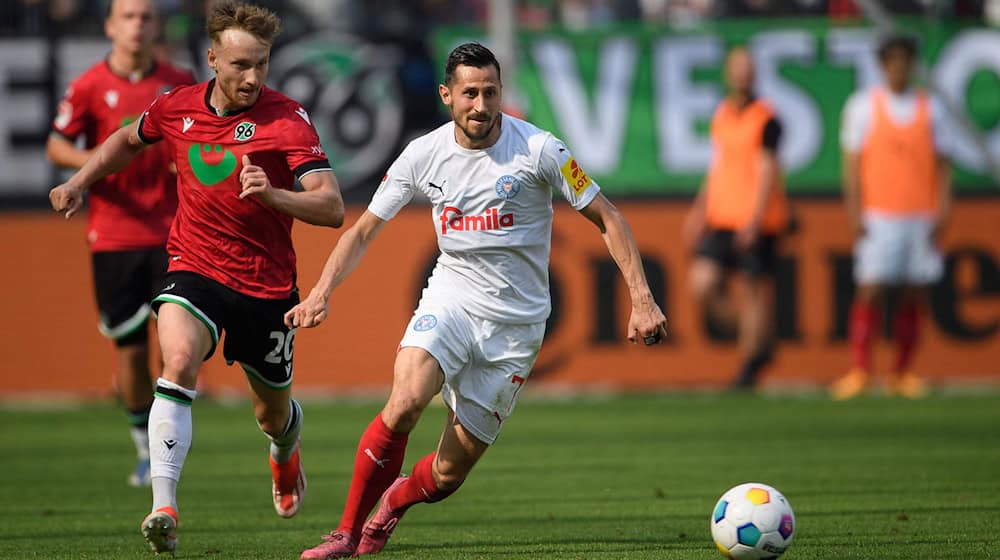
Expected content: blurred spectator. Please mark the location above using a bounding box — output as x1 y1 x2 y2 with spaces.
3 0 995 36
683 47 788 391
640 0 714 25
830 34 953 400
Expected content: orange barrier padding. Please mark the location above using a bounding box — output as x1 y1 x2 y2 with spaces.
2 200 998 396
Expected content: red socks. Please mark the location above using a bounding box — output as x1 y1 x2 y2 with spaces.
849 300 878 371
893 301 921 373
338 414 408 537
391 452 455 511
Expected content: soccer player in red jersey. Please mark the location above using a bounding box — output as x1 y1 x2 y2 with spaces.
46 0 195 488
49 2 344 554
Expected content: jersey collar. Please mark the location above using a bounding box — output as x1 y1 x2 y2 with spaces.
103 56 158 83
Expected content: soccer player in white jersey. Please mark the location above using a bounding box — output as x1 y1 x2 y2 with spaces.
290 43 668 559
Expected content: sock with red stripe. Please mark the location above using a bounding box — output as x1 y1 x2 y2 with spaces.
337 413 408 537
392 452 456 511
849 300 878 371
893 301 921 373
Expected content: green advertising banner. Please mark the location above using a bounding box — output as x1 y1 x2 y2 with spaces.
432 19 1000 195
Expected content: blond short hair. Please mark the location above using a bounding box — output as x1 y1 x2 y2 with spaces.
207 1 281 45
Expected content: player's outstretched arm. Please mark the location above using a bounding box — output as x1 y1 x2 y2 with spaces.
284 210 387 329
49 121 147 219
239 156 345 227
46 133 93 170
579 193 668 345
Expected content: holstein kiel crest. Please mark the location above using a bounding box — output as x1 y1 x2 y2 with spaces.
413 314 437 332
495 174 521 200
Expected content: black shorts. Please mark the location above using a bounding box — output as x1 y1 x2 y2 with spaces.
92 248 168 347
151 271 300 388
696 229 779 278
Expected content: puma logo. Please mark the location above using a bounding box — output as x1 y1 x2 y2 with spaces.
429 180 445 194
364 448 387 468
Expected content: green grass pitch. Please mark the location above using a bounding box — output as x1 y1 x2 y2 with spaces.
2 392 998 559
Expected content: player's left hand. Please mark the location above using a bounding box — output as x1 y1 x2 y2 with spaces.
284 289 330 329
239 155 274 202
627 296 667 346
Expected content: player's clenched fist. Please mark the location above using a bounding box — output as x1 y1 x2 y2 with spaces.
284 291 329 329
239 155 273 201
627 298 668 346
49 183 85 219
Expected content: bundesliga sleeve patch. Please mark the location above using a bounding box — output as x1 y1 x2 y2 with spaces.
560 157 592 195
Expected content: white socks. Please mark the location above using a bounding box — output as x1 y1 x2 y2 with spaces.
267 398 302 464
148 378 197 512
129 425 150 461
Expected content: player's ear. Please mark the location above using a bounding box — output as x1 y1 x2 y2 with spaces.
104 12 114 41
439 83 451 107
207 48 217 73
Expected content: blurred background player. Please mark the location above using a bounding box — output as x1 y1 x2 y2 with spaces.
49 2 344 554
683 47 788 391
289 42 667 559
831 33 953 400
46 0 195 487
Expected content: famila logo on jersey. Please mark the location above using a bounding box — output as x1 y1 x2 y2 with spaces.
439 206 514 235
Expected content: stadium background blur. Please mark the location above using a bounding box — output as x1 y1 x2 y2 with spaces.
1 0 999 397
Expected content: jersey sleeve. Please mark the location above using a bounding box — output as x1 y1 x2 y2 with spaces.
51 80 91 141
135 91 169 144
840 90 870 153
928 96 954 159
367 151 415 221
538 136 600 210
283 106 333 181
762 117 782 153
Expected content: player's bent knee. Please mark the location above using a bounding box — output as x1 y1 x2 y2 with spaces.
381 397 428 432
689 265 719 302
160 352 201 389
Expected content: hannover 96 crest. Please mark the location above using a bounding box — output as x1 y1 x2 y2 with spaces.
234 121 256 142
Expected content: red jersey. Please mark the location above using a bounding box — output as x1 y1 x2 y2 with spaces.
137 81 332 299
52 60 195 252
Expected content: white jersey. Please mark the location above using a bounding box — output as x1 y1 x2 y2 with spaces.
368 114 601 324
840 86 953 156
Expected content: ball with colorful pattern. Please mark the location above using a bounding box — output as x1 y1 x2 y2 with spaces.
710 482 795 560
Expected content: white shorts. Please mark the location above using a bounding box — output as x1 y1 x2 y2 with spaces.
399 302 545 445
854 212 943 285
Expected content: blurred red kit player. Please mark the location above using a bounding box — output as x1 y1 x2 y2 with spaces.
47 0 195 489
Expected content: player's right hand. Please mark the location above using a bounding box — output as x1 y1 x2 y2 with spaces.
49 183 84 219
284 290 330 329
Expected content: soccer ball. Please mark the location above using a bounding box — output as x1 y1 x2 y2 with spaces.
710 482 795 559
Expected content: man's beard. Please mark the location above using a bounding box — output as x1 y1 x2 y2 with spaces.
460 113 498 140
